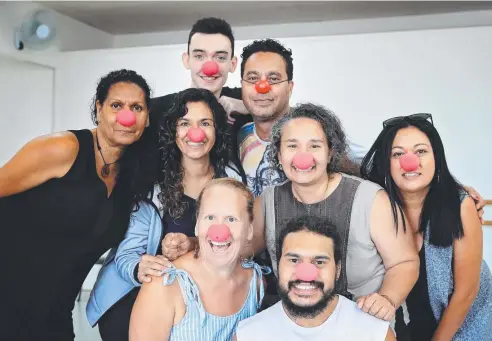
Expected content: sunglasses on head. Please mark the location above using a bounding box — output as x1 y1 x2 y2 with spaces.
382 113 433 128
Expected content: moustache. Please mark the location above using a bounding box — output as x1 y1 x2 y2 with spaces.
288 280 324 291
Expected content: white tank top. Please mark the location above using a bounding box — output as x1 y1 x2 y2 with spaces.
236 295 389 341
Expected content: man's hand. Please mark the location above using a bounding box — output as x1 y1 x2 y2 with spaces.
356 293 396 321
137 254 171 283
464 186 485 223
162 233 192 261
218 96 249 125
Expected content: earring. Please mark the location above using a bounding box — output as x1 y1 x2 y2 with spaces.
278 162 283 170
193 243 199 259
437 171 440 183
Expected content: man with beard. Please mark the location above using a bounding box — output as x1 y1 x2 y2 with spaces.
234 215 396 341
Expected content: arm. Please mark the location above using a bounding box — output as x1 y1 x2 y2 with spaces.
0 132 78 197
115 202 164 286
359 190 419 320
129 276 175 341
242 196 266 258
431 197 483 341
385 328 397 341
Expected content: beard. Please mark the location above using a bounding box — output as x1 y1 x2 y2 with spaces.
278 279 337 319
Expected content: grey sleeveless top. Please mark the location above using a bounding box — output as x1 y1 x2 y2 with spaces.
261 173 386 300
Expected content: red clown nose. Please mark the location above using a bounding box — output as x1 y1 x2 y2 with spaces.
400 153 419 172
116 110 136 127
296 263 319 282
255 80 271 94
207 224 231 242
187 128 206 143
292 152 315 170
201 61 219 77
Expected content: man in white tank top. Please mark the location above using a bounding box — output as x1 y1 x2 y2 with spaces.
234 216 395 341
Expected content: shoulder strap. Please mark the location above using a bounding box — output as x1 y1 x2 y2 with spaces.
163 266 207 326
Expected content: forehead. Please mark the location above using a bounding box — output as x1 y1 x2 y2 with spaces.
200 185 246 215
182 101 213 120
393 126 431 147
244 52 287 75
282 117 325 140
189 33 232 54
107 82 145 101
282 230 334 258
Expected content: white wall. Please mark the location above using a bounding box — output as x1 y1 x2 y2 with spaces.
55 25 492 267
0 2 112 68
0 56 54 165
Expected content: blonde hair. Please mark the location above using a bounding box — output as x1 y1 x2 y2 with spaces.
196 178 254 222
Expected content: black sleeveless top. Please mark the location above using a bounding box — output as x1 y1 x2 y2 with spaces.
0 130 131 341
405 245 438 340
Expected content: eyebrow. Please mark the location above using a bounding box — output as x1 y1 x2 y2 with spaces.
392 143 430 150
178 117 214 121
284 252 330 260
192 49 229 55
285 138 324 143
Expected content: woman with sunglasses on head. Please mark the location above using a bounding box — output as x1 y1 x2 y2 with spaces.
361 113 492 340
87 88 247 341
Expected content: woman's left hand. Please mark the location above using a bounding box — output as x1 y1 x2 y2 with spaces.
357 293 396 321
463 186 485 223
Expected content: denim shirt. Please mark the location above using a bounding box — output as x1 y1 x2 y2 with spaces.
86 200 162 326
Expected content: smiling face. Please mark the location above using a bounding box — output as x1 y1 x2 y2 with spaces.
278 117 331 186
195 183 253 269
390 126 436 194
241 52 293 122
175 101 216 162
278 230 339 318
96 82 149 147
183 33 237 97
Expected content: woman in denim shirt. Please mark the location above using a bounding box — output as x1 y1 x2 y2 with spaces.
361 113 492 341
87 88 246 341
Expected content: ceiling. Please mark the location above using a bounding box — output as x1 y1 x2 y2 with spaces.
40 1 492 35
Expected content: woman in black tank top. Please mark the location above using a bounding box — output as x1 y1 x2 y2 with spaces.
0 69 156 341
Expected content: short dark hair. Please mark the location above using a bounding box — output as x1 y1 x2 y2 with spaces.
277 216 341 265
240 39 293 80
188 17 235 57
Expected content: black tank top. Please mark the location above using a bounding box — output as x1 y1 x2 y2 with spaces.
0 129 131 341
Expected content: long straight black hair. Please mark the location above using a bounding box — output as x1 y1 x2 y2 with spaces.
361 118 465 247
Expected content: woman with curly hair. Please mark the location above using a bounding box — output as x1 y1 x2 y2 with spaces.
87 87 246 341
0 69 156 341
247 103 419 322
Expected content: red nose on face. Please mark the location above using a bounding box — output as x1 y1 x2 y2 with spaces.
207 224 231 242
295 263 319 282
202 61 219 77
292 152 315 170
116 110 136 127
400 152 419 172
187 127 206 143
255 80 271 94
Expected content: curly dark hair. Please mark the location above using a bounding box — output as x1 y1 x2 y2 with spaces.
90 69 157 226
240 39 293 80
268 103 348 174
158 88 244 218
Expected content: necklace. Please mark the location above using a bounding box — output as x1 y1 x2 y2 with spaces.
95 129 118 178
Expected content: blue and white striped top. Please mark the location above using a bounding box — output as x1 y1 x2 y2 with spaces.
163 260 269 341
